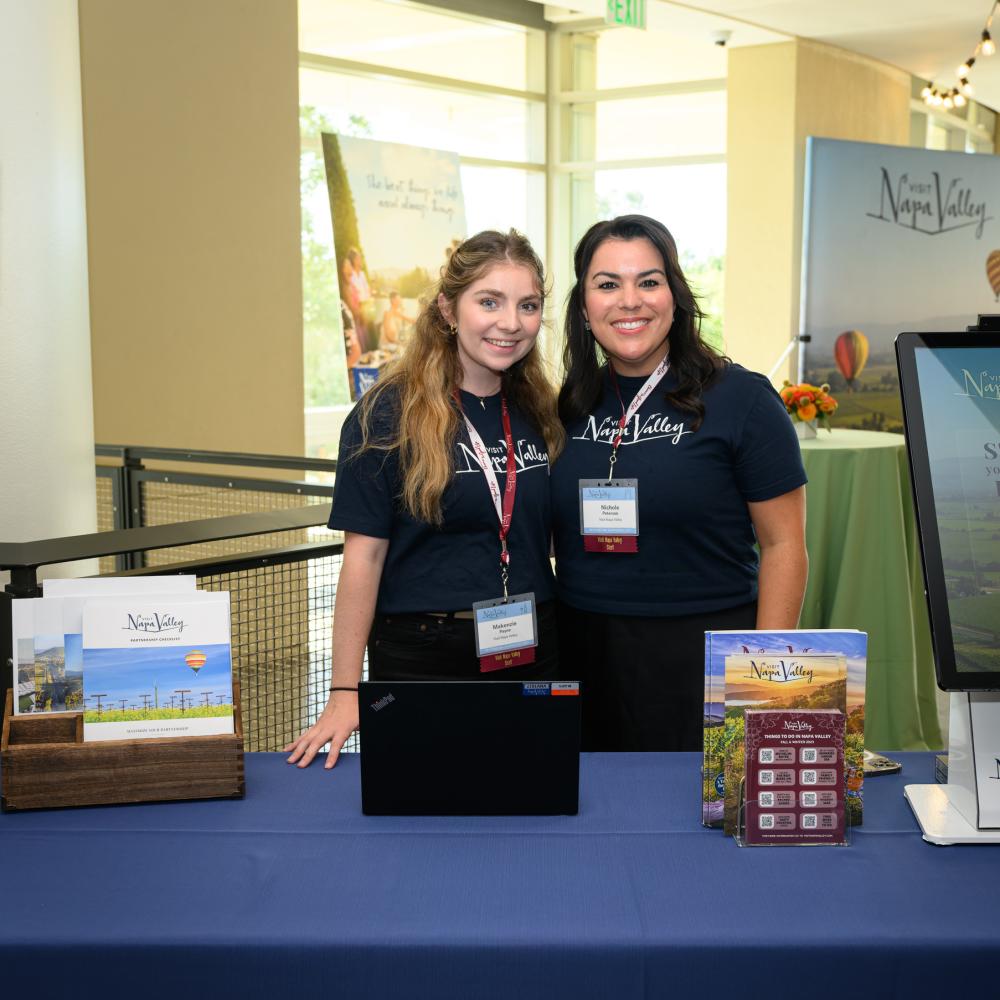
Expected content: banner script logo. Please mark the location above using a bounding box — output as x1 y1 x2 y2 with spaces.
866 167 992 238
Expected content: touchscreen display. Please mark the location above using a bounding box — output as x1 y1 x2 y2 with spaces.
913 346 1000 675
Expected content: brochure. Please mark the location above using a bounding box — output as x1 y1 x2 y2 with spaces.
42 576 197 597
11 598 82 715
82 594 234 742
702 629 867 834
11 577 198 716
743 709 846 846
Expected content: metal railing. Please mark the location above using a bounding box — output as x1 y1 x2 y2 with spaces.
94 444 337 572
4 448 355 753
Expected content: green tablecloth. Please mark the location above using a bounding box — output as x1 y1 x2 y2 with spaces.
799 428 943 751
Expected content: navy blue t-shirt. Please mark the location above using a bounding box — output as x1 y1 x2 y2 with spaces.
551 364 807 616
329 388 554 613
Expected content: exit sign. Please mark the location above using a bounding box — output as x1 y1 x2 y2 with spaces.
605 0 646 30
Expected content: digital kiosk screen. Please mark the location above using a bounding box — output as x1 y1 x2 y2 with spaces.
897 333 1000 690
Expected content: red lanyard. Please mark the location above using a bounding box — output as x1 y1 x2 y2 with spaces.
605 356 671 480
455 391 517 596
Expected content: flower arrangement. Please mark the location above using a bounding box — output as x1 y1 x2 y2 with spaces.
780 380 838 429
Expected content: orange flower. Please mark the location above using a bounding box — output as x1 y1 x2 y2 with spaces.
782 381 837 423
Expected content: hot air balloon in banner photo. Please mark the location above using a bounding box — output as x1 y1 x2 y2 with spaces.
834 330 869 388
986 250 1000 301
185 650 207 676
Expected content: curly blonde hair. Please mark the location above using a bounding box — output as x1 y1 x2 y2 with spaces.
354 230 564 524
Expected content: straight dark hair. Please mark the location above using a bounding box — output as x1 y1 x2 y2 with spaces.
558 214 726 430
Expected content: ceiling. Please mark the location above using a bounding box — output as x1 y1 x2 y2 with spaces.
661 1 1000 111
542 0 1000 111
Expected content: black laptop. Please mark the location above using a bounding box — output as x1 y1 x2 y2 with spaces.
358 680 581 815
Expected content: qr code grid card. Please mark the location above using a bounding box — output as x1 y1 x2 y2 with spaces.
743 709 846 846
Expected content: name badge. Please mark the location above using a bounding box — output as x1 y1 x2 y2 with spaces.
579 478 639 553
472 593 538 673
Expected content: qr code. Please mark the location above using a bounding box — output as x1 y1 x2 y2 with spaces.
759 770 775 785
800 748 818 763
801 791 818 807
802 814 818 829
759 749 774 763
801 770 818 785
759 792 775 807
759 814 775 829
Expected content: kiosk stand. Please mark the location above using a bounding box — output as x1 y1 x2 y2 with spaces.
906 693 1000 844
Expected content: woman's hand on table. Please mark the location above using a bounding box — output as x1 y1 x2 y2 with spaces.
284 690 360 770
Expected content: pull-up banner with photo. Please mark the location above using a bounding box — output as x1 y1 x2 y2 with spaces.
322 133 467 399
800 138 1000 432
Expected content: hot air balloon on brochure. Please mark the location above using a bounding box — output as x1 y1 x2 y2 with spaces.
184 650 207 676
834 330 869 388
986 250 1000 301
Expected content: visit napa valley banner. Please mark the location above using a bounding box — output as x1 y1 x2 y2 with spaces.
322 134 467 399
800 138 1000 432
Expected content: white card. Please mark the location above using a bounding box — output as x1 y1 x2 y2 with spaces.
82 594 234 742
579 480 639 536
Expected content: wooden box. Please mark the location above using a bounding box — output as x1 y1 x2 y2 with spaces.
1 679 245 811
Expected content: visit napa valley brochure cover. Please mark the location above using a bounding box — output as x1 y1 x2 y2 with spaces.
82 594 234 742
702 629 867 835
11 577 198 716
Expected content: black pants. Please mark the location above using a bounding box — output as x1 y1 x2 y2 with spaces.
557 600 757 751
368 601 559 682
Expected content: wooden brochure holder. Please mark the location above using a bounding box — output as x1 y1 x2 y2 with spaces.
1 679 245 811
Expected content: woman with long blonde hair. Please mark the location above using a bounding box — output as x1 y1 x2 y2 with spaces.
287 230 564 770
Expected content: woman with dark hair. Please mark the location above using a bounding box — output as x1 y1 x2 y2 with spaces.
552 214 808 752
287 230 564 770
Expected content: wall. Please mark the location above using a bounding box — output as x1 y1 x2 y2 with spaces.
0 0 97 560
78 0 305 456
725 38 911 381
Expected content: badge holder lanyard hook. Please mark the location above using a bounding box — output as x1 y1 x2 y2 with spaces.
500 538 510 600
607 426 624 483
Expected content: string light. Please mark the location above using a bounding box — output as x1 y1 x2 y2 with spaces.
923 1 997 111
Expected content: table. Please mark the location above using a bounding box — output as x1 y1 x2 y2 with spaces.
799 428 942 750
1 752 995 999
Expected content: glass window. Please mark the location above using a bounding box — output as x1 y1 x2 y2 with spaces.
300 68 542 164
596 23 727 89
594 91 726 161
460 165 545 260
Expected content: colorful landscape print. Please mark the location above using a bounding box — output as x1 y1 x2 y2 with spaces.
82 642 233 724
702 630 867 833
17 634 83 714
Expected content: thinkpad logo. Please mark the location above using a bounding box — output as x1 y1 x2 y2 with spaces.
371 693 395 712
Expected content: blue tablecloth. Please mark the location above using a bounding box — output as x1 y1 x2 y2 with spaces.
1 753 995 998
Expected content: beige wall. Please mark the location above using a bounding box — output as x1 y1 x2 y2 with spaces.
725 39 911 381
79 0 304 455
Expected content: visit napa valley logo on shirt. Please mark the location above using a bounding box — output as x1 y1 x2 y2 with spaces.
455 438 549 475
574 412 691 447
866 167 992 238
